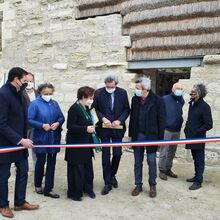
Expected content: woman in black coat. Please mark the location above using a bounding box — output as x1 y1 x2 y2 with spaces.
184 84 213 190
65 86 96 201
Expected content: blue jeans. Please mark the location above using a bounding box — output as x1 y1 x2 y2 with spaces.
191 149 205 185
0 159 28 208
134 133 157 186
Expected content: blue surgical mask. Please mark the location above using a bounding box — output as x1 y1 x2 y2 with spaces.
174 89 183 97
135 89 142 97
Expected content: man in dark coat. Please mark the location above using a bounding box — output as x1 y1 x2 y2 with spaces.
184 84 213 190
129 77 165 198
0 67 39 218
93 75 130 195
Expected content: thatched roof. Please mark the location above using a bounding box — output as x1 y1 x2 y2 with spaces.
76 0 220 61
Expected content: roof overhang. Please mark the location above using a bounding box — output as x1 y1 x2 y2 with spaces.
127 57 203 70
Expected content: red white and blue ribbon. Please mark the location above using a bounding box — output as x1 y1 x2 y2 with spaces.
0 137 220 154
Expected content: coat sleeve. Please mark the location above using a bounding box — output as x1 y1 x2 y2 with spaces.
157 97 166 140
128 97 134 138
92 90 105 121
117 90 130 123
196 104 213 133
67 106 88 134
0 94 22 144
28 102 44 129
54 102 65 126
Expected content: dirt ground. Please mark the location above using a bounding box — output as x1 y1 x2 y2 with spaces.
7 149 220 220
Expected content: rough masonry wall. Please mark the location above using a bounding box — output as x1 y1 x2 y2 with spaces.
0 0 132 123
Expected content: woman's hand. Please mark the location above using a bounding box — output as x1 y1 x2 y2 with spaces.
51 122 60 131
42 124 51 131
87 125 95 133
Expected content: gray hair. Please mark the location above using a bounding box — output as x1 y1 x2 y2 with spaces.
141 77 151 90
104 75 119 85
194 83 207 98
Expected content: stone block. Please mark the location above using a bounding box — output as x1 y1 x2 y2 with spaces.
53 63 68 70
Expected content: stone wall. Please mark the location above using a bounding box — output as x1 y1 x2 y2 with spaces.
0 0 133 124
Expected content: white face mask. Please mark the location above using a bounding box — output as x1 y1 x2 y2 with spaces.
83 99 93 106
26 82 34 90
105 87 115 94
42 95 52 102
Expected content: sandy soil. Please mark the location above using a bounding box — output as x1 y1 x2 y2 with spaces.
7 149 220 220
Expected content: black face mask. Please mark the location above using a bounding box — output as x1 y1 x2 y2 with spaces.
20 82 28 91
189 92 197 101
16 80 27 92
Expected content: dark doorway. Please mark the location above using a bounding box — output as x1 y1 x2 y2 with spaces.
156 70 190 96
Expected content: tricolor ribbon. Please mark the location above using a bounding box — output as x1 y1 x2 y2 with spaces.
0 137 220 154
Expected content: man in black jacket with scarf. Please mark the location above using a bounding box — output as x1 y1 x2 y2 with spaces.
0 67 39 218
129 77 165 198
184 84 213 190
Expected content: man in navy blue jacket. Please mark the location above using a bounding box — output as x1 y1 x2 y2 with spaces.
93 75 130 195
158 82 185 180
0 67 39 218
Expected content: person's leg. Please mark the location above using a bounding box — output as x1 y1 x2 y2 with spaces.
84 159 94 194
32 149 37 170
0 163 11 208
101 134 111 186
147 152 157 186
14 159 28 206
166 131 180 172
111 145 122 178
71 164 84 199
34 153 46 188
44 153 57 195
193 149 205 185
133 147 144 187
158 130 172 172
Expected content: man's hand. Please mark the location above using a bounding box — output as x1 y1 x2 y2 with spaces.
51 122 60 131
20 138 34 148
87 125 95 133
111 120 121 128
102 117 112 128
42 124 51 131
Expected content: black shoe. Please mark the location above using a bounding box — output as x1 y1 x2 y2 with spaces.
166 170 178 178
189 183 202 190
69 196 82 201
111 176 118 188
186 177 195 182
101 185 112 195
87 191 96 199
44 192 60 199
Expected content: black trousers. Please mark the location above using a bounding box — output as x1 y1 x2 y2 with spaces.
0 159 28 208
34 153 57 195
67 160 94 199
191 149 205 184
101 132 122 185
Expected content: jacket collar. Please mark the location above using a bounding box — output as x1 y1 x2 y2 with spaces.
6 81 18 94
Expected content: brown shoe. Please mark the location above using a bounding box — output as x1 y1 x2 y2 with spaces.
166 170 178 178
14 202 39 211
0 207 14 218
149 186 157 198
131 186 142 196
159 171 167 180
